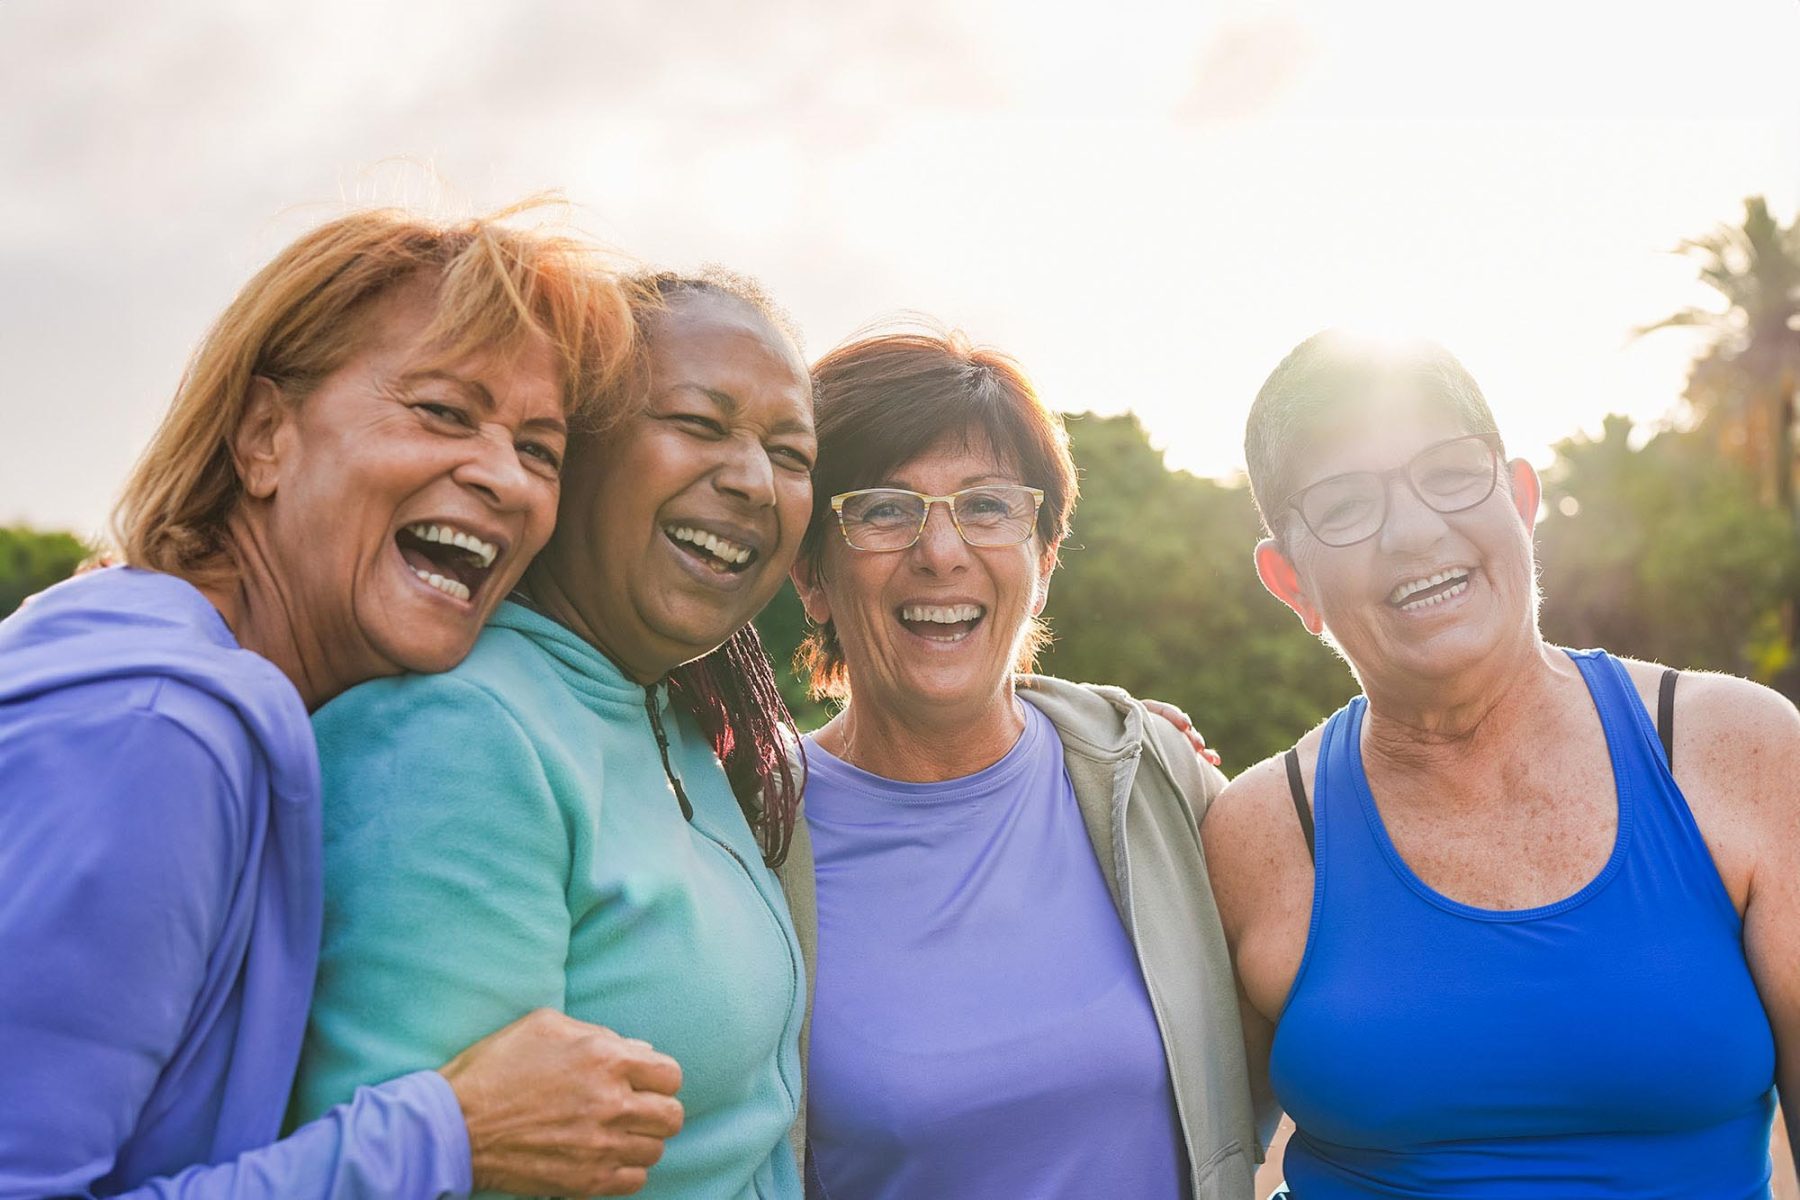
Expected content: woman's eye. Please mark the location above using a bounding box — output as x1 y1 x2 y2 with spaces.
673 413 726 436
1422 468 1480 493
520 442 562 470
772 445 815 471
1319 497 1372 528
416 402 471 427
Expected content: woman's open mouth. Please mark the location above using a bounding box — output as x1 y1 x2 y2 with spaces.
395 522 499 604
664 524 760 577
897 603 987 643
1388 568 1472 613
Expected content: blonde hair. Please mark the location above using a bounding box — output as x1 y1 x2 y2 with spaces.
113 200 643 576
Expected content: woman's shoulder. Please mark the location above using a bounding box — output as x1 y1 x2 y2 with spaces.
313 619 552 734
310 650 575 843
1609 654 1799 763
1016 673 1145 745
0 567 310 792
1204 721 1330 849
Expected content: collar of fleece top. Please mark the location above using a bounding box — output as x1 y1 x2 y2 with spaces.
489 598 673 717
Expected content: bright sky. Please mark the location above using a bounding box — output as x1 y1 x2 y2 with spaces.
3 0 1796 536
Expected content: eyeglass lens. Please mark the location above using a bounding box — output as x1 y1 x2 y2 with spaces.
839 486 1039 550
1297 437 1497 546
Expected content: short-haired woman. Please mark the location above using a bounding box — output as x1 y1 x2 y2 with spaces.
784 326 1267 1200
1206 329 1800 1197
0 206 679 1197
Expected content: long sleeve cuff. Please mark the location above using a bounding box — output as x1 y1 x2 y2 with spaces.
375 1069 473 1197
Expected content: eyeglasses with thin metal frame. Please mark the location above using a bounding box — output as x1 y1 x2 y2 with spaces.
1284 433 1503 548
830 484 1046 552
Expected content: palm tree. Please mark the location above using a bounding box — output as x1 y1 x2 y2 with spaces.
1640 196 1800 514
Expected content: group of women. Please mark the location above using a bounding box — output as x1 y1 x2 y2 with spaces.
0 200 1795 1200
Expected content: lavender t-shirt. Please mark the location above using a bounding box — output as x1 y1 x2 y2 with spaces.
803 702 1190 1200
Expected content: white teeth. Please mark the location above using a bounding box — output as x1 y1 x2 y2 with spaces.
412 567 471 602
405 523 497 569
667 525 753 566
1397 577 1471 612
1389 568 1469 606
900 604 986 624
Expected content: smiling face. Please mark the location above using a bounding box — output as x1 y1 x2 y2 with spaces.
529 290 816 680
241 276 567 693
798 433 1056 721
1255 400 1541 688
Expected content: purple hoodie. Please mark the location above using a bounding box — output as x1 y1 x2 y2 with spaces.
0 568 468 1198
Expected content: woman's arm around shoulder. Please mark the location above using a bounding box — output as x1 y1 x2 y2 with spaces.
1140 702 1231 819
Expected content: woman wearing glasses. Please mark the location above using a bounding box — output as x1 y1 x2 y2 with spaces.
784 326 1267 1200
1205 330 1799 1197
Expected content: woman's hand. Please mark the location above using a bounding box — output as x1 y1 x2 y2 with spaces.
1143 698 1223 767
440 1007 685 1196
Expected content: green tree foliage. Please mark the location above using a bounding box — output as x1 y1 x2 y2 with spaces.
1641 196 1800 516
1536 415 1800 683
0 525 90 618
1035 413 1355 770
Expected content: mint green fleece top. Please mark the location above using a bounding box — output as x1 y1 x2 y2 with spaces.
289 601 805 1199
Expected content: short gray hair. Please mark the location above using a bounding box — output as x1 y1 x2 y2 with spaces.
1244 329 1503 538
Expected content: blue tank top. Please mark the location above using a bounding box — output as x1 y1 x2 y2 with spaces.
1270 650 1776 1198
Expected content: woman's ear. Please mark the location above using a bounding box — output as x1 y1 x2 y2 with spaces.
790 554 833 626
1254 537 1325 635
1030 538 1060 617
1507 457 1542 533
232 376 291 500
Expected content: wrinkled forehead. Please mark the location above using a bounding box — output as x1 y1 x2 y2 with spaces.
1286 387 1485 494
876 427 1023 491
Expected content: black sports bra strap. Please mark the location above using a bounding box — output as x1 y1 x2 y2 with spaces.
1284 747 1316 863
1657 668 1679 770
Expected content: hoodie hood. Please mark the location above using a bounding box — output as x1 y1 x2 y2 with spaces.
1016 672 1146 762
0 567 318 807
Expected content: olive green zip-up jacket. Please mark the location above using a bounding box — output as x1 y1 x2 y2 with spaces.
778 674 1270 1200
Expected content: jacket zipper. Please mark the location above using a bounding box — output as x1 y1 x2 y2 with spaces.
645 688 803 1121
644 686 694 821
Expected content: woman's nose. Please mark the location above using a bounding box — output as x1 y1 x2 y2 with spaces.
1377 476 1452 554
454 426 537 509
910 500 970 570
714 437 777 507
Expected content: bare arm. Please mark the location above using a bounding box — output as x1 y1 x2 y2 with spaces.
1671 671 1800 1191
1731 689 1800 1190
1202 749 1320 1153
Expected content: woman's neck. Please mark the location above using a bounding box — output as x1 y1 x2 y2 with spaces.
1358 632 1573 774
819 682 1027 784
515 569 670 686
190 524 334 710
